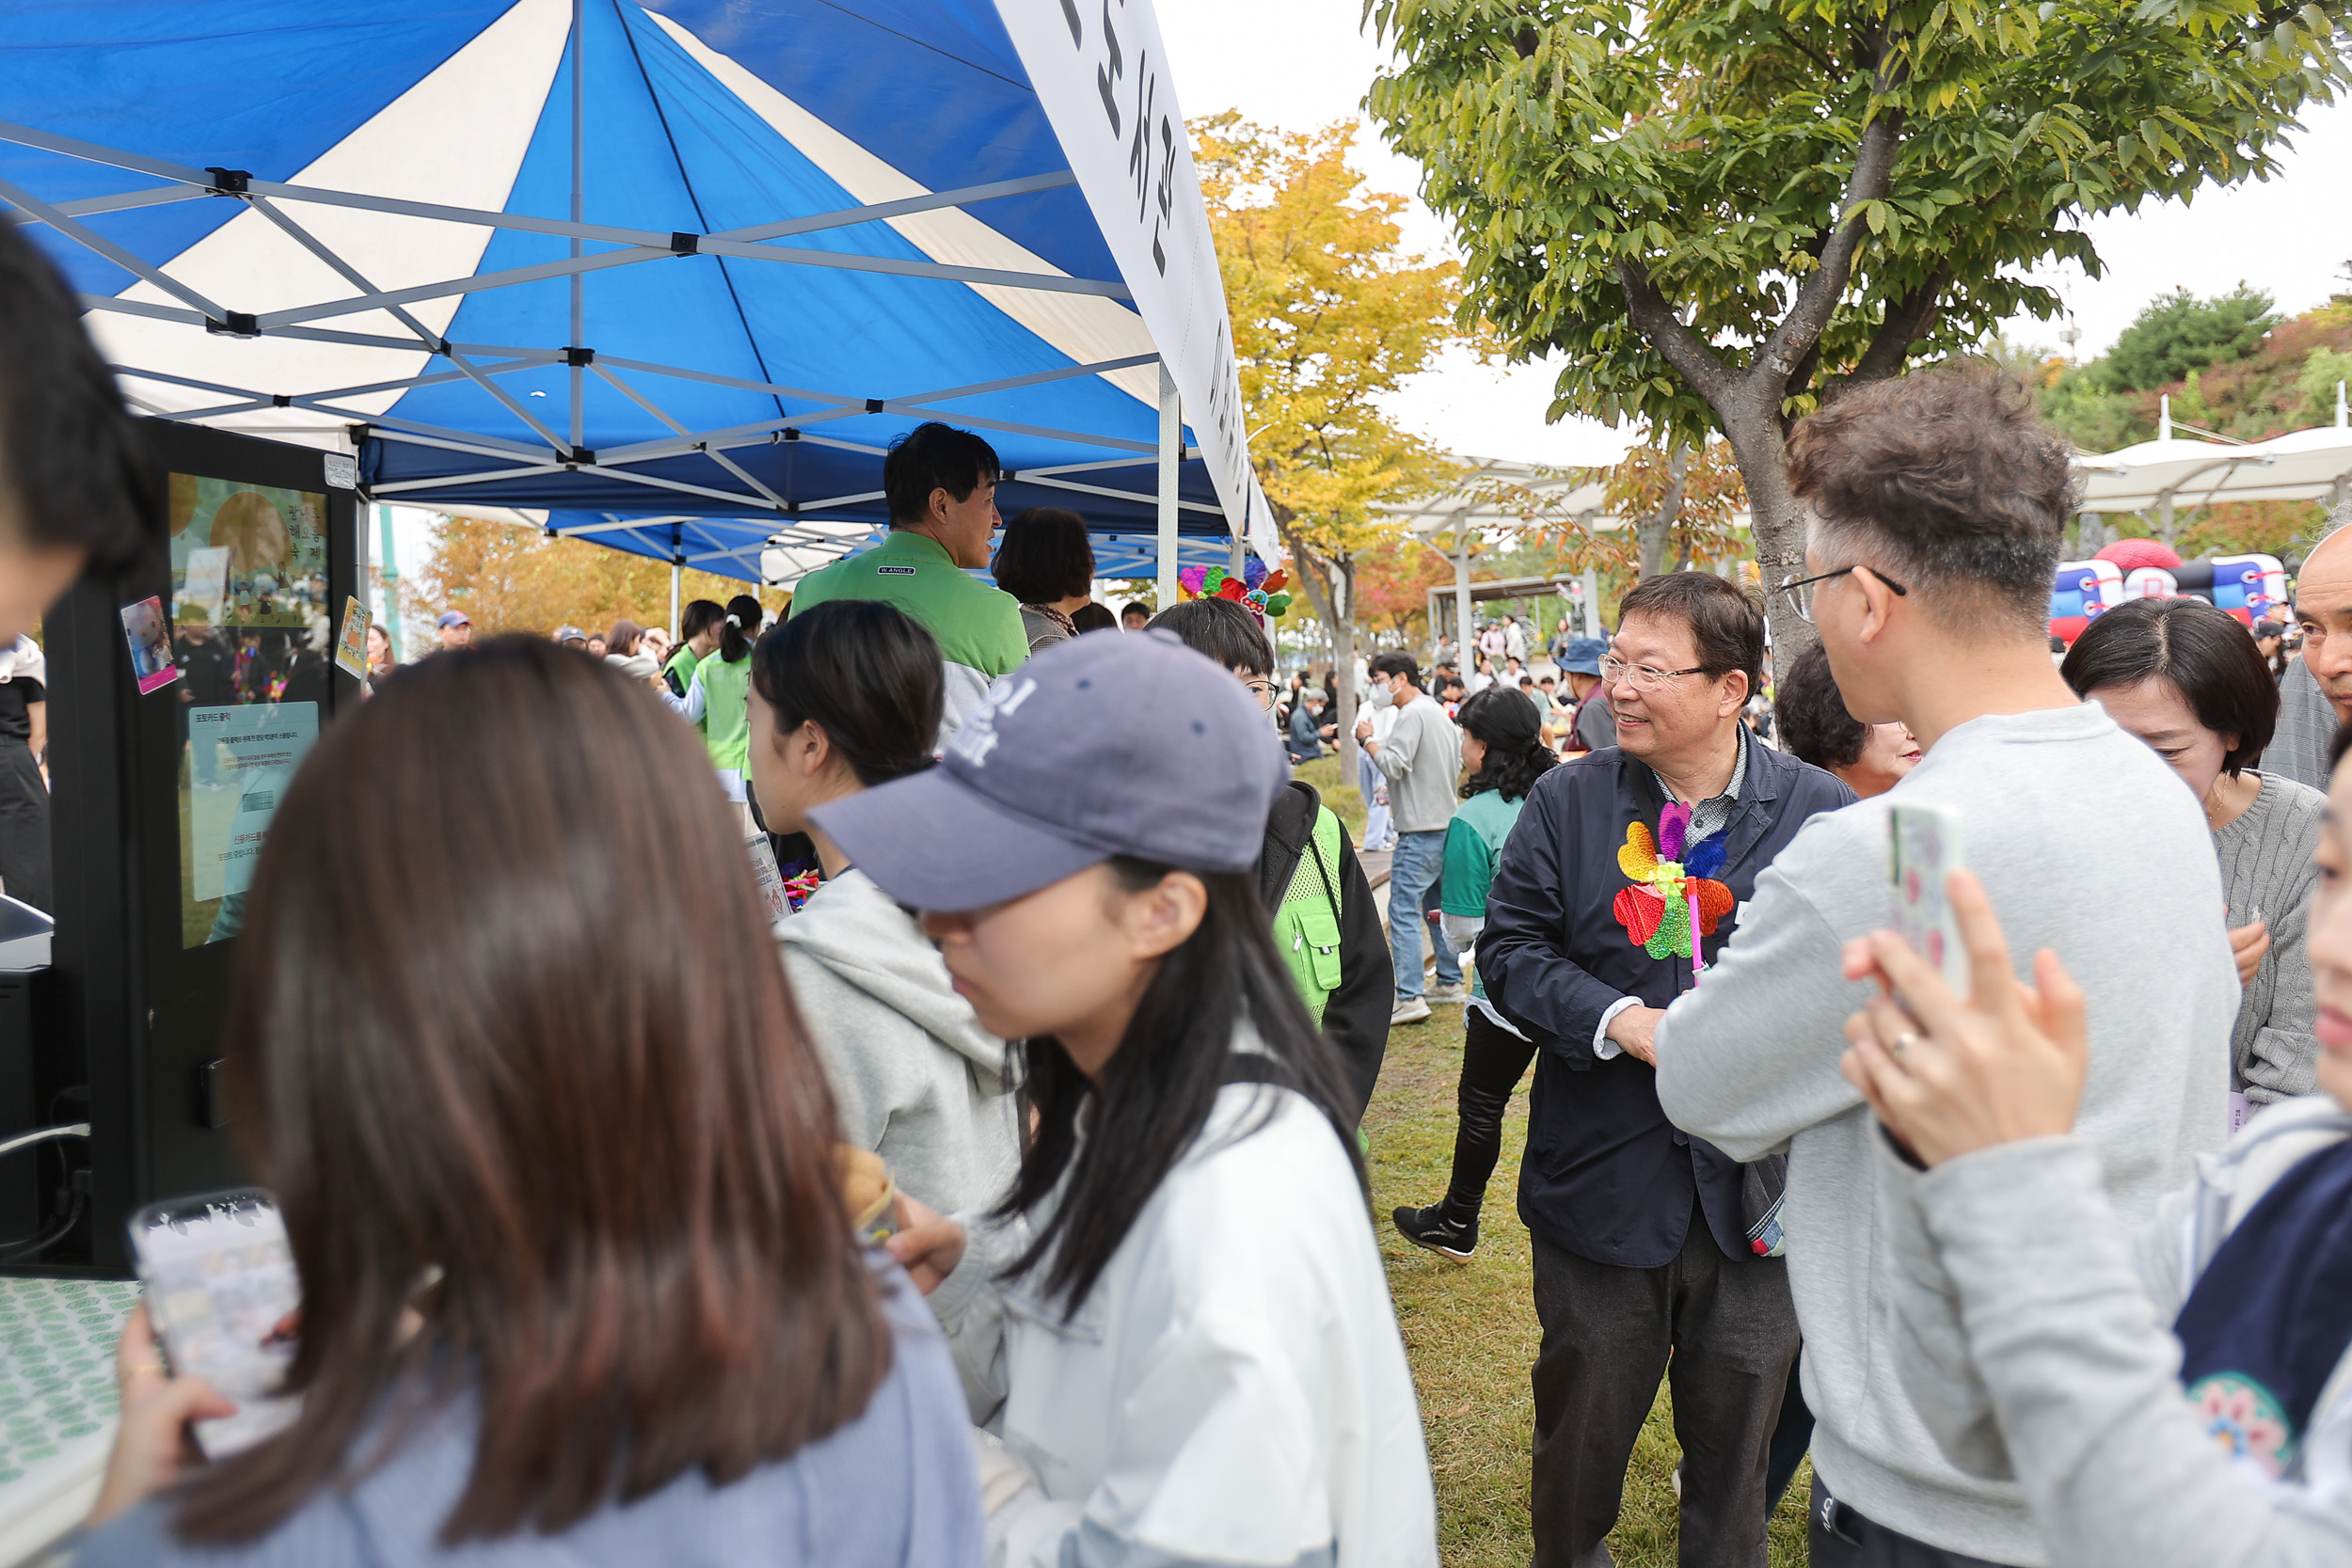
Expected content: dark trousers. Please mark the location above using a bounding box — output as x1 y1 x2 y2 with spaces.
1441 1006 1538 1219
1531 1203 1799 1568
0 739 48 914
1807 1484 2014 1568
1765 1354 1813 1510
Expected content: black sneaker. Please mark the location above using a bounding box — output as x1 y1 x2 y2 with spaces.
1392 1202 1479 1260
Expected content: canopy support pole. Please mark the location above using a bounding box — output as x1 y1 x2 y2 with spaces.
376 503 404 660
671 561 682 639
1156 362 1179 609
1581 567 1600 638
567 0 584 455
1454 526 1471 663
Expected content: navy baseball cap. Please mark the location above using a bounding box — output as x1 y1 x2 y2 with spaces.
437 610 471 629
1559 636 1608 674
814 631 1288 911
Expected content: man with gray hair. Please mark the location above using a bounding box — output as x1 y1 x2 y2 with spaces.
1657 372 2239 1568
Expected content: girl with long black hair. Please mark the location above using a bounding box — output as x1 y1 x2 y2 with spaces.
817 631 1436 1568
1393 686 1558 1259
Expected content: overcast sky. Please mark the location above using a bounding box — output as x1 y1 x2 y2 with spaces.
1158 0 2352 469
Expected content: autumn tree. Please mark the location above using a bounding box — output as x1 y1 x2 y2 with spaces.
409 515 785 641
1370 0 2350 659
1197 112 1481 775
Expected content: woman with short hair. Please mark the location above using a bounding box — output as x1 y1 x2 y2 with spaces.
2064 597 2324 1108
77 638 982 1567
1775 640 1920 799
990 507 1095 653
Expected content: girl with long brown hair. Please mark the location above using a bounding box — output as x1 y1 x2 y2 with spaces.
78 638 981 1566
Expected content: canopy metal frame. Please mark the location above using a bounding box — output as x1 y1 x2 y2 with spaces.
0 5 1203 579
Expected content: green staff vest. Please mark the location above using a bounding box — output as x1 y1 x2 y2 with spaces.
1275 805 1347 1024
701 653 755 771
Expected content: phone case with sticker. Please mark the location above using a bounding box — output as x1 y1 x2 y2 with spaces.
1889 803 1970 1000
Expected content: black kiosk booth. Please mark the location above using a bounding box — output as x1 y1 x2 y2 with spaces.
5 420 359 1276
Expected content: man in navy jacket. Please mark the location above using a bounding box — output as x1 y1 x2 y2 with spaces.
1481 573 1852 1568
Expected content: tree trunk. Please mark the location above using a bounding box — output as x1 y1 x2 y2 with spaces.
1720 406 1815 672
1634 444 1692 578
1279 519 1359 784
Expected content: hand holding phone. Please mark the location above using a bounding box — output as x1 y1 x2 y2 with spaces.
1889 803 1970 1001
127 1189 304 1458
87 1303 238 1528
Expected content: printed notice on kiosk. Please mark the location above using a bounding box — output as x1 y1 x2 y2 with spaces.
187 703 318 904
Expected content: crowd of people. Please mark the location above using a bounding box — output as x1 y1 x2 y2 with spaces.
0 215 2348 1568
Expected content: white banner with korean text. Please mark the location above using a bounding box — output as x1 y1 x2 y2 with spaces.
995 0 1281 563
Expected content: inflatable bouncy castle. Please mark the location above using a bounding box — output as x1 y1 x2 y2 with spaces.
2048 541 2286 646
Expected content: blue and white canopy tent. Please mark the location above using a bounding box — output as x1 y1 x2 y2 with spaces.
0 0 1275 608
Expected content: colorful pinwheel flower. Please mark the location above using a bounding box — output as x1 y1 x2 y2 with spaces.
1612 801 1733 960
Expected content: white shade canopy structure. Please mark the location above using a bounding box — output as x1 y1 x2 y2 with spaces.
2072 388 2352 523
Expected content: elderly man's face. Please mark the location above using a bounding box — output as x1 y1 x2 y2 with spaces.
1604 610 1745 763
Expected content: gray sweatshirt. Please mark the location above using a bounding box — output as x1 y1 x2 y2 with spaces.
1656 704 2238 1565
1883 1098 2352 1568
2217 771 2325 1102
778 868 1021 1217
1371 690 1461 833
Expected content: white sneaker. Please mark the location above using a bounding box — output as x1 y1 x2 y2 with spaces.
1391 996 1432 1024
1426 982 1468 1003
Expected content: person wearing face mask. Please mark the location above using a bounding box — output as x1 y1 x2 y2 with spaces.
1776 640 1923 799
2063 597 2322 1118
825 630 1437 1568
1356 653 1464 1025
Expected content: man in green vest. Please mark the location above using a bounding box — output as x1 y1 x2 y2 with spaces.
789 422 1027 747
1150 599 1391 1122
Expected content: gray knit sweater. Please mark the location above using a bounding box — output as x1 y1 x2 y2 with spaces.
2217 770 2326 1102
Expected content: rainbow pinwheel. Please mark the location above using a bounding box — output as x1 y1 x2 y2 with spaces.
1612 801 1734 961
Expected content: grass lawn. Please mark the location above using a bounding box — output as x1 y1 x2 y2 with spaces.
1362 985 1814 1567
1293 752 1365 846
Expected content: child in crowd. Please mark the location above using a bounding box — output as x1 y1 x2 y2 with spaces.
1391 688 1558 1258
80 640 981 1566
674 594 765 799
747 599 1021 1219
818 631 1438 1566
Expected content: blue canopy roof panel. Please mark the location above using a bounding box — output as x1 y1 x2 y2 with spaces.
0 0 1268 563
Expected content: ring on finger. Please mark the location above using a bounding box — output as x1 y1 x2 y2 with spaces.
121 1361 165 1379
1890 1030 1923 1059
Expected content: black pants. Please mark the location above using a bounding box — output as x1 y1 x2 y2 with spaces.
1765 1354 1813 1510
1807 1483 2015 1568
1531 1201 1800 1568
0 739 48 914
1440 1005 1538 1219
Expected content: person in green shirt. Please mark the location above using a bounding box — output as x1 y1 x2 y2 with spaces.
788 421 1027 747
676 594 764 787
661 599 725 724
1391 686 1558 1259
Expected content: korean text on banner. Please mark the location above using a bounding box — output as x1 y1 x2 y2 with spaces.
995 0 1279 562
187 704 319 903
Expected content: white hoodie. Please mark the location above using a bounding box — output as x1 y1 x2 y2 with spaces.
927 1053 1438 1568
777 867 1020 1217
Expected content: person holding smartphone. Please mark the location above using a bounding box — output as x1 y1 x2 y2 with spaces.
77 640 982 1567
1835 722 2352 1565
821 631 1438 1568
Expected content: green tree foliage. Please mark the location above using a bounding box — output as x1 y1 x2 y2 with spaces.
1368 0 2350 657
2098 285 2279 391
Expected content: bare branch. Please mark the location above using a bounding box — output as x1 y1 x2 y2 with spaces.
1616 259 1736 404
1755 107 1902 386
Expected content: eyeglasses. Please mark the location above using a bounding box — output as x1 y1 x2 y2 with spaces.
1598 655 1706 692
1776 564 1908 625
1242 678 1279 709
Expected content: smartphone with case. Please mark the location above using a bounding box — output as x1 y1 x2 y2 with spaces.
1888 802 1970 1000
127 1188 303 1456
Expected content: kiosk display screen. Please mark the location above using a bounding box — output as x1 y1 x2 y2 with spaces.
167 474 329 948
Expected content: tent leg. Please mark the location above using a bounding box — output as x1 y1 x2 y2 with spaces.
670 562 682 639
1454 530 1471 664
1231 533 1246 577
1581 568 1600 638
1156 362 1180 609
377 503 405 660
